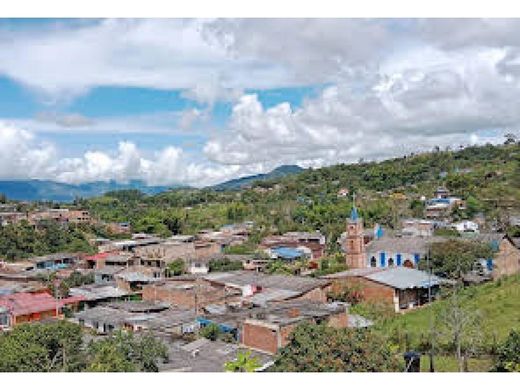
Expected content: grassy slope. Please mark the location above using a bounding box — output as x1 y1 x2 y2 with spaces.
359 275 520 371
378 274 520 342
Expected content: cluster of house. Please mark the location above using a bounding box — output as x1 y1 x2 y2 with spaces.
1 189 520 371
332 195 520 311
0 206 91 227
0 254 371 369
423 187 466 219
259 231 326 264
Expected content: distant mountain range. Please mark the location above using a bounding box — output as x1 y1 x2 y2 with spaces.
0 165 305 202
211 165 304 190
0 180 173 202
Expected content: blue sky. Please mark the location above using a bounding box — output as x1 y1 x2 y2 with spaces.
0 19 515 186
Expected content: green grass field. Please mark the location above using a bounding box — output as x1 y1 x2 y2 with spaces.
417 355 493 372
367 274 520 371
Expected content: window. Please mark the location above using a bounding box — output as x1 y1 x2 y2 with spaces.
0 313 9 327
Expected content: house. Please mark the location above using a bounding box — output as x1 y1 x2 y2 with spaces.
99 237 163 253
452 220 479 234
27 253 80 270
203 271 331 305
142 277 238 311
240 301 349 355
106 222 131 235
84 252 137 269
265 246 309 261
0 292 83 329
337 188 350 198
491 236 520 279
72 301 198 336
323 267 444 313
260 231 326 259
158 338 273 372
434 187 450 199
115 266 160 292
135 239 221 270
193 300 351 355
0 212 28 226
401 219 435 237
68 284 136 308
94 266 124 284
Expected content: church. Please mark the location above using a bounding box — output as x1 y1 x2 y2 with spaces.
345 200 433 270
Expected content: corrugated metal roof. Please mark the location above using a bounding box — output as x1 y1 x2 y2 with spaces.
364 267 442 289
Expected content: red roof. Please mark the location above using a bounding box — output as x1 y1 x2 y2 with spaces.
0 292 84 317
84 252 112 261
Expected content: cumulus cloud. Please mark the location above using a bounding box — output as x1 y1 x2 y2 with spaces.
0 122 251 187
3 19 520 186
203 47 519 169
0 123 57 179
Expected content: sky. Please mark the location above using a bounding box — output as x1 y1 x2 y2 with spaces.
0 18 519 187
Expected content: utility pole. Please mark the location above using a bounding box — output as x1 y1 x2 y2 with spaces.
427 247 435 372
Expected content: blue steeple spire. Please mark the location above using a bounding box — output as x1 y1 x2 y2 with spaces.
350 192 359 220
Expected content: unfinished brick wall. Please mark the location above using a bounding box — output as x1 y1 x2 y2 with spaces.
329 276 395 307
142 281 234 310
493 238 520 279
242 321 279 355
292 286 329 303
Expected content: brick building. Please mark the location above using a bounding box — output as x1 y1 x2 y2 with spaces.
241 301 348 354
323 267 443 313
0 292 83 329
142 277 239 311
202 271 331 305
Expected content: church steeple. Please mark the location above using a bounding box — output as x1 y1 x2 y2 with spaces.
350 192 359 221
346 192 366 269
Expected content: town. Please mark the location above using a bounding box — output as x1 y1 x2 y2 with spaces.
1 142 519 372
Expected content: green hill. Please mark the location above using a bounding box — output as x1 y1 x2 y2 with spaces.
374 274 520 352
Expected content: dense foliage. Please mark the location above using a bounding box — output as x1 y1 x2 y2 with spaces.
0 220 95 260
0 321 85 372
87 331 168 372
73 143 520 254
426 239 495 278
0 322 168 372
271 323 402 372
492 330 520 372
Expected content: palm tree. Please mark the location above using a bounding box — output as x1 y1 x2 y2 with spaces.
224 351 261 372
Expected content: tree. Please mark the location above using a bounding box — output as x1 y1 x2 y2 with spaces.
504 133 518 145
271 323 402 372
0 321 86 372
434 287 483 372
199 323 221 341
167 259 185 276
427 239 494 278
87 331 168 372
492 330 520 372
224 351 261 372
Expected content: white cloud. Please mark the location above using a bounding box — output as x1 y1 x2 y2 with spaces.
0 122 252 187
203 46 520 169
0 19 293 102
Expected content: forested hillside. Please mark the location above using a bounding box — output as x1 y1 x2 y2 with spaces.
79 142 520 247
